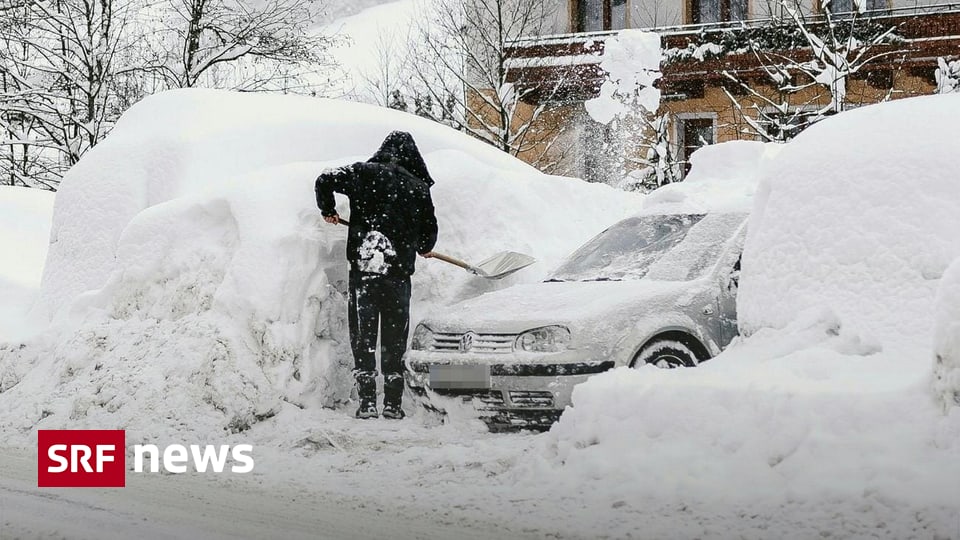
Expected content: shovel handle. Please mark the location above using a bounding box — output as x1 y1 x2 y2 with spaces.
332 217 476 274
427 252 476 273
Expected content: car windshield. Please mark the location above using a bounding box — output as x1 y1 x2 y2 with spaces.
549 213 747 282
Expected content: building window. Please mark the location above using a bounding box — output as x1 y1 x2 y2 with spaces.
690 0 747 24
678 117 715 173
576 0 629 32
759 109 817 141
823 0 887 14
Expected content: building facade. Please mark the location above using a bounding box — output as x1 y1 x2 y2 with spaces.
499 0 960 184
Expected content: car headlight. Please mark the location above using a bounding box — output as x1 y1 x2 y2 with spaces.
516 325 571 353
411 323 434 351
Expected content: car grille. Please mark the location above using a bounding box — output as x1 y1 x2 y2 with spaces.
432 389 506 409
508 390 555 408
430 332 516 354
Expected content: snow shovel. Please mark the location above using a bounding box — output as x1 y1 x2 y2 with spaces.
336 219 535 280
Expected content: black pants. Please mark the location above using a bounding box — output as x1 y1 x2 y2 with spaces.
348 270 411 405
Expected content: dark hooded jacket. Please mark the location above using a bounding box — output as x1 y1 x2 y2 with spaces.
315 131 438 278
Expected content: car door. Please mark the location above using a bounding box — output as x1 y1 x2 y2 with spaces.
715 253 741 347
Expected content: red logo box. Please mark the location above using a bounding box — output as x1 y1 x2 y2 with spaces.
38 430 126 487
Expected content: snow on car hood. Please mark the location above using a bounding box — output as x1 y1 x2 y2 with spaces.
420 279 707 336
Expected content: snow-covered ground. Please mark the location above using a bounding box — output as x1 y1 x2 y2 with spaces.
2 91 959 539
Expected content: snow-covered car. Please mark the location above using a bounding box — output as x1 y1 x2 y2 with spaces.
405 211 749 429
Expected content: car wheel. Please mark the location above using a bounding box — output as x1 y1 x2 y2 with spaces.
633 339 701 369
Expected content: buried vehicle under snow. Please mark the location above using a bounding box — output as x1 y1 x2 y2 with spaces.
405 212 748 429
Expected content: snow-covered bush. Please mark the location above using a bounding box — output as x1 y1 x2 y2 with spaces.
0 89 641 442
936 57 960 94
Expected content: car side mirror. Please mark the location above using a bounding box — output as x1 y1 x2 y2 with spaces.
727 270 740 292
726 255 742 292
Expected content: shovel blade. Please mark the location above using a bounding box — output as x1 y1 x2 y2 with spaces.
472 251 537 280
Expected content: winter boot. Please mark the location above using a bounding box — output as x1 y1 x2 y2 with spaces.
354 371 378 420
381 402 405 420
382 372 405 420
355 399 378 419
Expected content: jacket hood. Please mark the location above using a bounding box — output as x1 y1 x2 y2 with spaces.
368 131 435 186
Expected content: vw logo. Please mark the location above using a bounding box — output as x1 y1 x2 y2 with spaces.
459 332 476 352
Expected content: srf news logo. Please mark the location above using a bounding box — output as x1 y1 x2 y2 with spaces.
38 430 254 488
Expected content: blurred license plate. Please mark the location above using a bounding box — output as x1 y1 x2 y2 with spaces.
429 364 490 390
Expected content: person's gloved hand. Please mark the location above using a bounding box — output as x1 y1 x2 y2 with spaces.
419 251 434 258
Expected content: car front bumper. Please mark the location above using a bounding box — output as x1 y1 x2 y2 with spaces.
405 359 614 429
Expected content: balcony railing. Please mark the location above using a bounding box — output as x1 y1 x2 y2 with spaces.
511 2 960 50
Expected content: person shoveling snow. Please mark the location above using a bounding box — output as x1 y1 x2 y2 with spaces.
315 131 438 420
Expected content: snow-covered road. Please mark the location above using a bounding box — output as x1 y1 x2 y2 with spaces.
0 445 543 540
4 405 959 539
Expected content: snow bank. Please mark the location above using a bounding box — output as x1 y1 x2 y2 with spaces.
541 326 960 534
641 140 780 214
38 89 539 319
0 89 640 441
0 187 55 342
740 94 960 351
539 95 960 535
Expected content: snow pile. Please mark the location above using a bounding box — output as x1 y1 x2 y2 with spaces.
37 89 537 319
933 258 960 408
0 89 640 442
537 333 959 536
740 94 960 351
538 95 960 536
641 140 780 214
0 187 55 342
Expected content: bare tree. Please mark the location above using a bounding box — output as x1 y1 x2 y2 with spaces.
716 0 905 142
160 0 340 93
0 0 341 189
408 0 570 170
358 26 407 107
0 0 146 188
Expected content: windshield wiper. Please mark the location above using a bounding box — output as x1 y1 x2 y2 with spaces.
580 277 621 282
543 278 566 283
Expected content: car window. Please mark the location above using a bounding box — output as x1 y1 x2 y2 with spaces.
550 214 704 281
646 213 748 281
549 213 746 282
